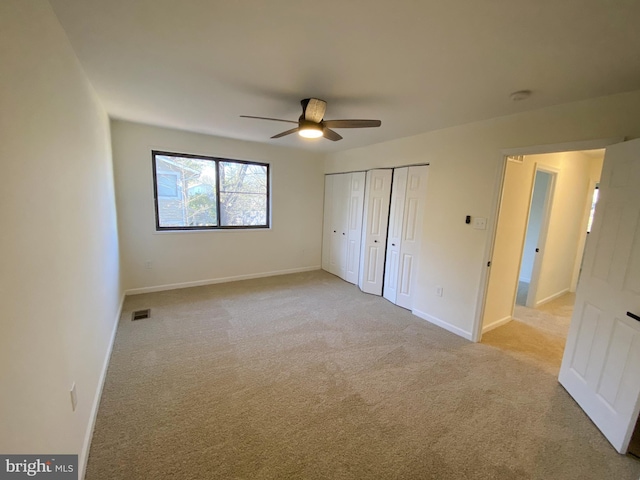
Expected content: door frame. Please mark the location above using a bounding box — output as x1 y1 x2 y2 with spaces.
471 137 625 342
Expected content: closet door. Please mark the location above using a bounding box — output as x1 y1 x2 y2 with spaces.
329 174 349 279
345 172 366 284
384 168 408 303
321 174 334 272
359 169 393 295
396 165 429 309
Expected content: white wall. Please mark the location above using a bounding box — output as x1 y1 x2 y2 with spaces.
324 90 640 340
569 155 604 292
0 0 121 475
111 121 325 292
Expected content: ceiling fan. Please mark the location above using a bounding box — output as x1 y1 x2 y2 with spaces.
241 98 381 141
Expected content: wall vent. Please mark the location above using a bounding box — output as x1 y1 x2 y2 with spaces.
131 309 150 321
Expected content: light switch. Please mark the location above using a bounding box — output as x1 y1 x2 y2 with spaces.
473 217 487 230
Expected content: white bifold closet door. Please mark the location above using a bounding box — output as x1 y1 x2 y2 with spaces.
383 165 429 309
321 172 365 284
344 172 366 284
359 169 393 295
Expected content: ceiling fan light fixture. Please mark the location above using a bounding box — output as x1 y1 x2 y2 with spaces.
298 122 323 138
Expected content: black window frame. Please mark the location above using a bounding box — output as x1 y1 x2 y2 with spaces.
151 150 270 231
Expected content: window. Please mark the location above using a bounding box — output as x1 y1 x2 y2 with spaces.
152 151 269 230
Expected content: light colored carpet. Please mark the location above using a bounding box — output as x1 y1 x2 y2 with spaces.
483 292 575 375
86 271 640 479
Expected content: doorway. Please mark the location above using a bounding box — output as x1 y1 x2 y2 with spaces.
480 148 605 368
517 169 554 308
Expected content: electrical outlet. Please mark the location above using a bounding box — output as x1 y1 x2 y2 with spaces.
435 286 443 297
473 217 487 230
70 383 78 412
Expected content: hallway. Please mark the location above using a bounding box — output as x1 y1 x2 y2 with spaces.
482 293 575 374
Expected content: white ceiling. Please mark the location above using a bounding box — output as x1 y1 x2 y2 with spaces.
48 0 640 152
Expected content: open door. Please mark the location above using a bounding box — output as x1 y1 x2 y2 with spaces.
559 138 640 453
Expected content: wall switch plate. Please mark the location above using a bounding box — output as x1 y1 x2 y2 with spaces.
70 383 77 412
473 217 487 230
144 261 153 270
435 286 443 297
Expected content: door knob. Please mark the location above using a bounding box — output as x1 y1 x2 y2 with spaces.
392 243 396 246
535 248 540 252
374 240 378 243
342 233 345 235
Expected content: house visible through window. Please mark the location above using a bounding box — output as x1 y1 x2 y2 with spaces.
152 151 269 230
157 172 179 197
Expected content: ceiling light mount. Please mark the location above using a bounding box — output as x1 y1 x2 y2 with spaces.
510 90 532 102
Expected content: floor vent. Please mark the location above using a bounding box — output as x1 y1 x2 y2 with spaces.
131 309 150 321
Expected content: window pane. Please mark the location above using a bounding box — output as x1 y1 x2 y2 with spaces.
219 193 267 226
219 161 268 226
154 155 218 227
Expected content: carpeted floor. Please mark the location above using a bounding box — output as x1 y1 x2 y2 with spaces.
482 291 575 375
86 270 640 479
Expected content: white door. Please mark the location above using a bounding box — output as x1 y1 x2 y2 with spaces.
321 174 333 272
329 173 349 279
359 169 392 295
384 168 408 303
396 165 429 309
345 172 366 284
559 138 640 453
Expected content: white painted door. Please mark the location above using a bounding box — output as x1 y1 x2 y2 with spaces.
359 169 392 295
384 168 408 303
559 138 640 453
329 174 349 279
345 172 366 284
321 174 333 272
396 165 429 309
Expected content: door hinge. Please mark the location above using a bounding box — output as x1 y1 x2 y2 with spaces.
487 261 492 267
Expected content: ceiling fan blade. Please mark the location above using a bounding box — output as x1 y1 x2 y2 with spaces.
240 115 297 124
323 119 382 128
323 128 343 141
302 98 327 123
271 127 299 139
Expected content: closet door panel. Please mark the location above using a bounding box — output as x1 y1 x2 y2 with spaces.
384 168 408 303
345 172 365 284
329 174 349 279
396 165 429 309
321 174 334 272
359 169 393 295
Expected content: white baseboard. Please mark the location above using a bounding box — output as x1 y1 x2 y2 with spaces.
482 315 512 334
79 292 125 480
412 309 473 341
125 266 321 296
535 288 570 308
